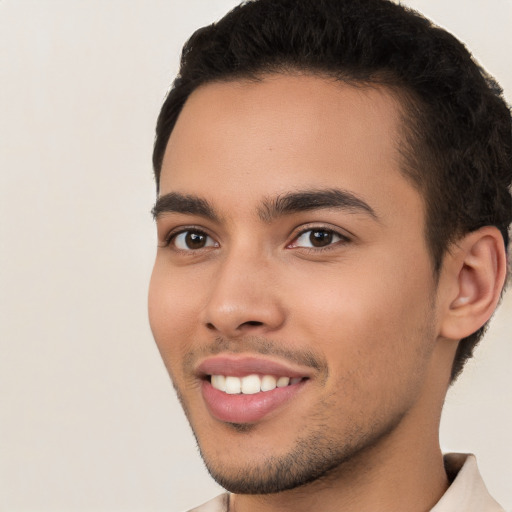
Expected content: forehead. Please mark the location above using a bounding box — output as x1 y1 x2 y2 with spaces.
160 74 420 223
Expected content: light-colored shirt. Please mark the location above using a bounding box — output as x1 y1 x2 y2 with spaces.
185 454 504 512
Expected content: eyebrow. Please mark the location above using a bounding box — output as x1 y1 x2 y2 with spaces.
258 188 378 222
152 192 219 221
151 188 378 223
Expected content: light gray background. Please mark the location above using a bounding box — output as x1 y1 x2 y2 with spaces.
1 1 511 511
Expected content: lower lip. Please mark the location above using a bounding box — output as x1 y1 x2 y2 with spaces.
201 380 306 424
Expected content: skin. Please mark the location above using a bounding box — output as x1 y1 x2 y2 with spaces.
148 74 505 512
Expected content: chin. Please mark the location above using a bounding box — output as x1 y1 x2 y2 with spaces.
193 412 403 495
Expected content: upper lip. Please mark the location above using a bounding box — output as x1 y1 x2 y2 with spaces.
196 355 314 379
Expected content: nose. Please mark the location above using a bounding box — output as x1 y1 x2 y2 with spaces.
201 250 286 337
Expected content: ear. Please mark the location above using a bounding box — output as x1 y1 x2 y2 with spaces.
439 226 508 341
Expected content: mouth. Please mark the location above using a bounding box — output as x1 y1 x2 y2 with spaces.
197 356 311 424
209 374 305 394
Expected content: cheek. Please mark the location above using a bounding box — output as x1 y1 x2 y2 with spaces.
148 261 203 374
289 254 435 385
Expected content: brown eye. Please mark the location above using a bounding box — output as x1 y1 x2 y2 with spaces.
309 230 334 247
291 228 346 249
173 231 218 250
186 232 206 249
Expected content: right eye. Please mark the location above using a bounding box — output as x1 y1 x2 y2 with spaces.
171 230 219 251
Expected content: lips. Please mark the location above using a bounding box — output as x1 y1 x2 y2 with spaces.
197 356 310 423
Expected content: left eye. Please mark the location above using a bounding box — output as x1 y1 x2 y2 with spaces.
172 230 218 250
291 229 345 248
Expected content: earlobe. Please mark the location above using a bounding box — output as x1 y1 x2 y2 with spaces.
439 227 507 341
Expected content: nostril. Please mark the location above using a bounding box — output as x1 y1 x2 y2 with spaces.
205 320 265 333
243 321 264 327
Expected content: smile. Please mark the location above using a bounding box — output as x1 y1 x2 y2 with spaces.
197 356 312 423
210 374 304 394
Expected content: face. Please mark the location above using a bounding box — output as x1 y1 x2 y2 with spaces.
149 75 444 494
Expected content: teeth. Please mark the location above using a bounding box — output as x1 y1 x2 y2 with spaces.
241 374 261 394
210 374 303 394
276 376 290 388
225 376 242 394
211 374 226 392
261 375 277 392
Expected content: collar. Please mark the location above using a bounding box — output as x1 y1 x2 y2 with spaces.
430 453 504 511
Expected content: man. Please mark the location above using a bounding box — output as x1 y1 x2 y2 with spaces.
148 0 511 510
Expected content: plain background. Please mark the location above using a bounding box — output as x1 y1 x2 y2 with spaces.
1 1 511 511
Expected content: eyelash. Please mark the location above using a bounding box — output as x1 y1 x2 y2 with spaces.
288 226 351 252
161 225 351 253
162 227 214 250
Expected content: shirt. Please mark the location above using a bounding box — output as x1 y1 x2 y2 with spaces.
185 454 505 512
